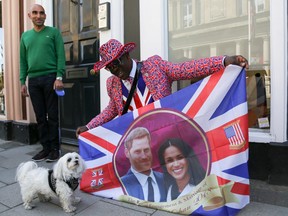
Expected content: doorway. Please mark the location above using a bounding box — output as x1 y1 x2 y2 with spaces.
53 0 100 145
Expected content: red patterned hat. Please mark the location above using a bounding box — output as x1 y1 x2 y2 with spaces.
93 39 136 71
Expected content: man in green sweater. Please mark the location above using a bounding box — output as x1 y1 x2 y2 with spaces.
20 4 66 162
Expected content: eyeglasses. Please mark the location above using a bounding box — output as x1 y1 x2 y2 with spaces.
105 57 123 71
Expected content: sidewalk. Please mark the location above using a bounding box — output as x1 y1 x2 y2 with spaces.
0 139 288 216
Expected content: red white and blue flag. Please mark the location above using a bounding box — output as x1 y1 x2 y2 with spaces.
79 65 249 215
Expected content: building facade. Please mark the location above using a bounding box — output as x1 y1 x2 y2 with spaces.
0 0 287 184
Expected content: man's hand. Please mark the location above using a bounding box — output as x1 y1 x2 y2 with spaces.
21 85 29 97
76 126 88 138
224 55 249 69
54 79 64 90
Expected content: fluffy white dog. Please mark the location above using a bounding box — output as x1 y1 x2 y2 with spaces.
16 152 86 213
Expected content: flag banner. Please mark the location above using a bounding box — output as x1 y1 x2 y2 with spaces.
79 65 249 216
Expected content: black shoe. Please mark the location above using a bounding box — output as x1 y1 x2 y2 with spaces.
46 149 60 162
32 150 50 162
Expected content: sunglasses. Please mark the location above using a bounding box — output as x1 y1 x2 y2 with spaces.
105 57 123 71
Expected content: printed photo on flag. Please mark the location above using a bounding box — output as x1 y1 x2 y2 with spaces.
79 65 249 216
114 109 208 203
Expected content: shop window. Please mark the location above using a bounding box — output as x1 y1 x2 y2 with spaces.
168 0 270 130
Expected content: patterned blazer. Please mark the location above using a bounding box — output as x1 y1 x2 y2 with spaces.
86 55 225 129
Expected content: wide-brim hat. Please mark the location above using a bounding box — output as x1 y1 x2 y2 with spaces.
93 39 136 71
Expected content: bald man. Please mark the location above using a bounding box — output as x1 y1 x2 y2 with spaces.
19 4 66 162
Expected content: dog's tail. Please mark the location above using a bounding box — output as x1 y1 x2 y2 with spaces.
15 161 38 182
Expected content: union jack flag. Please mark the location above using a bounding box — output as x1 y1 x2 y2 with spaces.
79 65 249 215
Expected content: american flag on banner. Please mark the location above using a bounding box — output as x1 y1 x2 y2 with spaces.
79 65 249 215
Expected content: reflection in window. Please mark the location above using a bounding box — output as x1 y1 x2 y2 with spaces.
236 0 244 17
256 0 265 13
183 1 192 28
195 0 203 25
210 0 225 20
168 0 270 129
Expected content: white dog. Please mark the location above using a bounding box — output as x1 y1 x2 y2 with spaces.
16 152 86 213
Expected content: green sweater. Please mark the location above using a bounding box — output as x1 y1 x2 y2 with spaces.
19 26 66 85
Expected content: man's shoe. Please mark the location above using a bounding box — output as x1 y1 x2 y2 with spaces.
46 149 60 162
32 150 50 162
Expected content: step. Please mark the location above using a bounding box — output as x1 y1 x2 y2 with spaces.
250 179 288 207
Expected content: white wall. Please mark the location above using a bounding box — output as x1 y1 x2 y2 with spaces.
266 0 287 143
139 0 168 60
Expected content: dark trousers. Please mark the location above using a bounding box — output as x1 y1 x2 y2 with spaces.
28 74 59 152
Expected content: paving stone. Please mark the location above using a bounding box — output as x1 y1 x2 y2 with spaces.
0 142 24 150
76 199 151 216
103 198 155 214
0 182 6 189
238 202 288 216
0 202 64 216
250 179 288 208
0 203 9 214
0 168 17 185
0 145 40 169
0 183 22 208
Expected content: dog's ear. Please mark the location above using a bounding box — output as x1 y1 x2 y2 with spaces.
53 156 65 180
76 153 86 177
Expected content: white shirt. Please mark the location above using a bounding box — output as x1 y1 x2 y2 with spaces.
129 60 137 78
123 59 137 85
131 167 161 202
166 183 195 202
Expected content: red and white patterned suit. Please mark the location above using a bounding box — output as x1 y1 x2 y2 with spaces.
86 55 225 129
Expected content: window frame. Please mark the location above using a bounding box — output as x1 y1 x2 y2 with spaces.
139 0 288 144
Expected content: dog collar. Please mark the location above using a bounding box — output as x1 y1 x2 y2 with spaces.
48 170 79 193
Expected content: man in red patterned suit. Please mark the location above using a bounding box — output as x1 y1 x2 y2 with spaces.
76 39 249 137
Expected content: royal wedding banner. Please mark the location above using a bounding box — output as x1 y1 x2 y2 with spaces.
79 65 249 215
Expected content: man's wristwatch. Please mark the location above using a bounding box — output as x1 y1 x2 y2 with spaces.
56 77 63 81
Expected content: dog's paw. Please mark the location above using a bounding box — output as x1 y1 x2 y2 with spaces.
63 206 76 213
23 203 33 210
73 196 81 204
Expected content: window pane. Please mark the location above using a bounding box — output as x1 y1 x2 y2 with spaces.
168 0 270 129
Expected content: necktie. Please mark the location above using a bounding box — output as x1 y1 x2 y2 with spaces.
147 177 154 202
